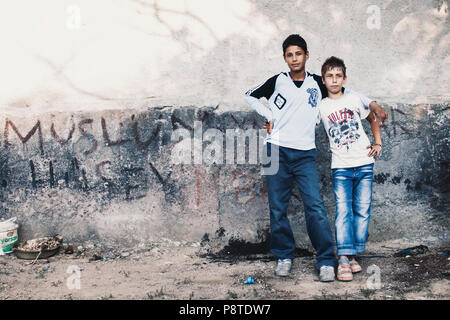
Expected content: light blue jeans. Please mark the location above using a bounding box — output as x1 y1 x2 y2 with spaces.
332 163 374 256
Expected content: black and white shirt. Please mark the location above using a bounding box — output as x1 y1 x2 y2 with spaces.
245 71 372 151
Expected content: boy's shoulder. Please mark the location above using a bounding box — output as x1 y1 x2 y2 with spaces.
309 72 322 81
318 96 329 105
270 72 289 80
271 71 320 83
307 72 323 86
319 93 357 107
257 72 287 84
327 93 361 106
317 97 331 112
263 72 289 85
246 73 287 98
344 92 364 105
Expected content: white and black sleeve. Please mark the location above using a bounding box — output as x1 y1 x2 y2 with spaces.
244 75 278 121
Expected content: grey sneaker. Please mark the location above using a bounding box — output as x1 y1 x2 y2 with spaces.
319 265 335 282
275 258 292 277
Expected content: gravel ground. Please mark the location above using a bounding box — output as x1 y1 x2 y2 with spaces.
0 239 448 300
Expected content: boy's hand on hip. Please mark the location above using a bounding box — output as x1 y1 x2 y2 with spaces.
367 144 382 159
264 120 273 135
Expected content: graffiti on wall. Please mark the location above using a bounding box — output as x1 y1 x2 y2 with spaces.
0 104 447 214
0 110 269 210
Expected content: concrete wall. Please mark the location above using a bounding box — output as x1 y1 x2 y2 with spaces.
1 103 448 249
1 0 448 115
0 0 449 249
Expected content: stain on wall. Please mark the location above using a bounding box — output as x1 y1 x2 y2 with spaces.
0 103 448 246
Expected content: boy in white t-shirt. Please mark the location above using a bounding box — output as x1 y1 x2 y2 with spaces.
317 56 382 282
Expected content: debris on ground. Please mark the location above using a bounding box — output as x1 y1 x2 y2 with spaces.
13 236 64 262
358 254 389 258
15 236 63 252
0 241 448 300
244 277 254 284
64 245 74 254
89 254 103 262
393 245 429 257
392 252 449 288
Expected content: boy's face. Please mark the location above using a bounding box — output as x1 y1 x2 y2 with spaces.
283 45 309 73
322 67 347 94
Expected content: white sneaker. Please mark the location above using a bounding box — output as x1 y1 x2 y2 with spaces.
319 265 335 282
275 258 292 277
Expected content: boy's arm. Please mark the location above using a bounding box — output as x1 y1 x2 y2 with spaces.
244 75 277 121
315 73 388 124
244 94 273 121
316 102 323 125
366 112 382 159
344 88 388 125
312 74 327 99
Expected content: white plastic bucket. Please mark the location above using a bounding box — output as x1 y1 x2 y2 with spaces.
0 218 19 255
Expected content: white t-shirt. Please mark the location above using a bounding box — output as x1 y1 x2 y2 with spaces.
245 72 373 151
245 72 323 150
317 93 375 169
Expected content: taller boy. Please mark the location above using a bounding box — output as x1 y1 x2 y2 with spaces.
244 34 387 281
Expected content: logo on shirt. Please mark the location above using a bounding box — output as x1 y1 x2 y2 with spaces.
274 93 286 110
307 88 319 108
327 108 360 150
327 108 355 124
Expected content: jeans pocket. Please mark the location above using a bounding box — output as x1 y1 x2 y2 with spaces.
332 168 349 179
359 163 374 172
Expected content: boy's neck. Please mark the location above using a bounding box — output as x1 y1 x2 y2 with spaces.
289 70 306 81
327 90 344 99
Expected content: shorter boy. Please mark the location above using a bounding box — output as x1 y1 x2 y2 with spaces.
317 56 382 281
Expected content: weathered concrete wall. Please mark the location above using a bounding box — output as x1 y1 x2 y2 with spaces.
1 103 448 249
0 0 449 249
0 0 448 116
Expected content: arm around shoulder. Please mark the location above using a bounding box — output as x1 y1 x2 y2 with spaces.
344 88 388 125
368 101 388 125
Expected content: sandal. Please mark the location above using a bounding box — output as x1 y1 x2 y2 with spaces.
337 257 353 281
349 258 362 273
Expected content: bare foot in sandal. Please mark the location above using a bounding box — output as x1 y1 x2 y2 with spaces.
337 256 353 281
349 256 362 273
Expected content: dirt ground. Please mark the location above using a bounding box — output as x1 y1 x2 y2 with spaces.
0 239 448 300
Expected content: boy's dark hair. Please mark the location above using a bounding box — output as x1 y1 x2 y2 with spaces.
321 56 347 78
282 34 308 56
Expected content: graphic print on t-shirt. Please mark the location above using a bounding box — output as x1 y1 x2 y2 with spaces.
306 88 319 107
327 107 360 150
274 93 286 110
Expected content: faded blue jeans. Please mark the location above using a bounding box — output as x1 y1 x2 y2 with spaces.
332 163 374 256
265 144 336 269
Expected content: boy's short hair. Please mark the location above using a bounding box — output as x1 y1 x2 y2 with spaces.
282 34 308 56
321 56 347 78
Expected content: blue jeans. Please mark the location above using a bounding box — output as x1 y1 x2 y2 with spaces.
265 144 336 269
332 163 374 256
